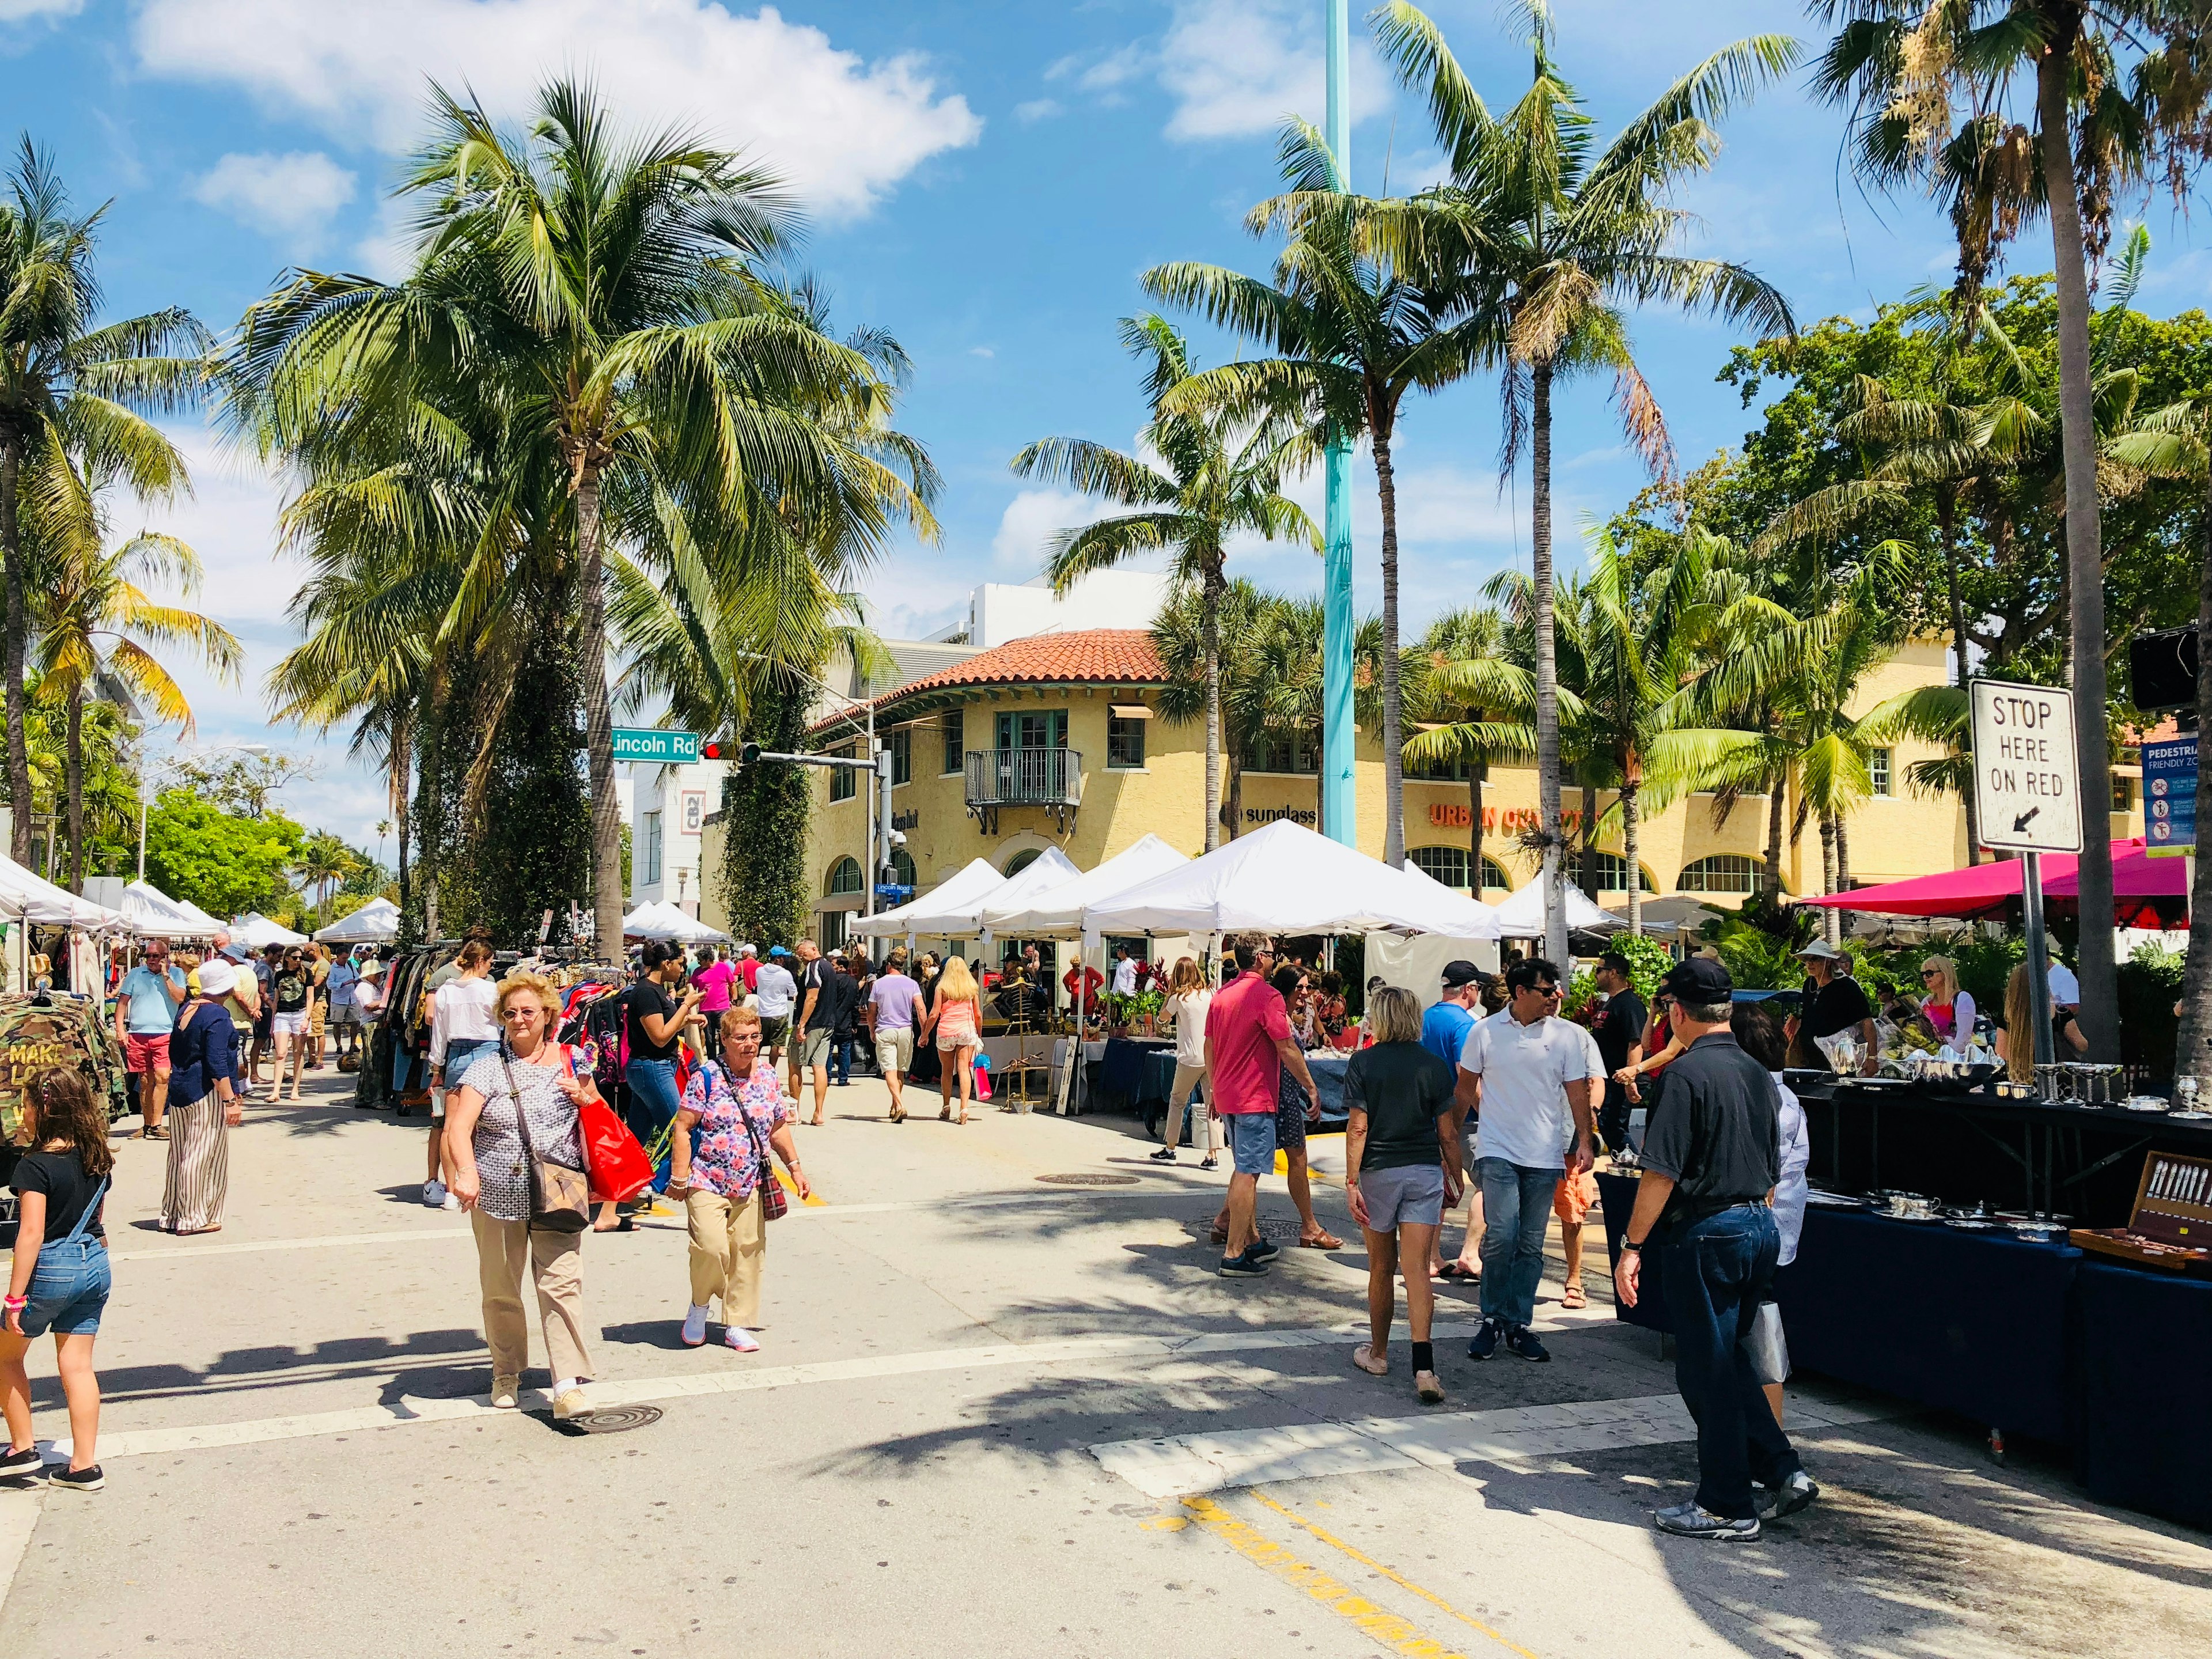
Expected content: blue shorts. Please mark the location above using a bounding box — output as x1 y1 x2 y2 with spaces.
18 1239 111 1338
1357 1162 1445 1231
1225 1111 1278 1176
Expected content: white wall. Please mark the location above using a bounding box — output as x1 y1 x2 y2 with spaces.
967 570 1171 650
627 758 728 915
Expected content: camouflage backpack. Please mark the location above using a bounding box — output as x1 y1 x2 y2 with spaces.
0 994 130 1141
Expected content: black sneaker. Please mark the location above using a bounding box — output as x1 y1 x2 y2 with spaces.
1218 1248 1270 1278
48 1464 103 1494
1504 1325 1550 1362
0 1446 40 1478
1755 1471 1819 1521
1247 1237 1281 1263
1149 1146 1177 1162
1467 1317 1500 1361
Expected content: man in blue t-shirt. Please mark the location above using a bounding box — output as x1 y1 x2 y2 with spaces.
115 939 187 1138
1421 960 1486 1281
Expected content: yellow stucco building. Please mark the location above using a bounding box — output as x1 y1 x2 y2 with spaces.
698 628 2143 946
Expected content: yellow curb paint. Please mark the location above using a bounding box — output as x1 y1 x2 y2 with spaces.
1275 1130 1344 1176
1247 1491 1541 1659
1176 1495 1476 1659
774 1167 828 1207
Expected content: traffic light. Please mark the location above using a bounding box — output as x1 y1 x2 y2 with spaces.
702 740 723 760
740 742 762 768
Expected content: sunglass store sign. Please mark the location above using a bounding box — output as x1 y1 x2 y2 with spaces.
1969 679 2082 856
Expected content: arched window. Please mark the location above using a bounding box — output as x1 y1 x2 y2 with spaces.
1679 855 1762 894
1480 856 1512 891
1004 847 1041 876
826 857 863 896
1586 853 1656 893
1409 846 1469 889
889 849 916 887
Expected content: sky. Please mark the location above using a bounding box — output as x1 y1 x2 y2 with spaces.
6 0 2210 857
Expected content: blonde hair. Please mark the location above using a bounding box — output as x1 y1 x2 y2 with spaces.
1365 984 1422 1046
1920 955 1958 1005
937 956 978 1003
718 1005 763 1040
1170 956 1205 997
497 969 561 1020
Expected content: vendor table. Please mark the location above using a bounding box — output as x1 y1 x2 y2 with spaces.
1130 1050 1354 1137
2074 1263 2212 1530
1597 1173 2079 1445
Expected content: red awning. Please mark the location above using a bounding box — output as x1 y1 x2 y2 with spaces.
1794 840 2184 925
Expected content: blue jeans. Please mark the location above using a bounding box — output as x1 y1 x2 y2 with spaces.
625 1057 684 1191
1476 1158 1560 1330
831 1036 853 1085
1658 1203 1803 1520
21 1235 111 1337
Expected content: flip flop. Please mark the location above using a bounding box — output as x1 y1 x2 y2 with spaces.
1437 1262 1479 1282
1560 1283 1588 1309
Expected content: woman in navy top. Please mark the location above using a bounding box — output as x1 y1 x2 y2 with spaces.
162 960 245 1234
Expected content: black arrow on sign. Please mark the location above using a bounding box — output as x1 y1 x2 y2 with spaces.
2013 806 2041 834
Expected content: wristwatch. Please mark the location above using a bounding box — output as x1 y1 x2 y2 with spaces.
1620 1239 1645 1255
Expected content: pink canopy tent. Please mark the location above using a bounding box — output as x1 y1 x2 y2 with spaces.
1794 839 2185 926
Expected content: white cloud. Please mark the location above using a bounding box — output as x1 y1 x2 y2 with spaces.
990 487 1096 573
133 1 983 219
968 345 994 358
1157 0 1390 143
193 150 357 247
1013 97 1062 124
0 0 82 23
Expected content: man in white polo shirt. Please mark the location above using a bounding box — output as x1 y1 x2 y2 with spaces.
1453 956 1599 1362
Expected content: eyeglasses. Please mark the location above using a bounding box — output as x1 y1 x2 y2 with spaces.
498 1006 543 1021
1920 969 1941 980
1531 983 1560 997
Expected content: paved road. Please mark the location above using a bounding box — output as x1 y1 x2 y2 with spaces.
1 1062 2207 1657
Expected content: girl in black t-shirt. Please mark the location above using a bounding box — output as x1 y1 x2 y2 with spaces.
3 1067 116 1491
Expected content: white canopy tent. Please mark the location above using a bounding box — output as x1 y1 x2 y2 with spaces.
1491 873 1626 941
231 912 309 949
0 854 128 929
852 857 1007 940
1396 859 1506 940
963 846 1082 945
119 880 210 939
979 834 1191 938
1078 819 1470 944
314 896 400 944
621 900 730 944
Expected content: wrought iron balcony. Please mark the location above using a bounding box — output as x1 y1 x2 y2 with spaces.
965 748 1082 832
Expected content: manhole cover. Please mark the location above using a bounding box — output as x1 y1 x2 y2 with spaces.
555 1404 663 1435
1184 1215 1304 1244
1037 1173 1141 1186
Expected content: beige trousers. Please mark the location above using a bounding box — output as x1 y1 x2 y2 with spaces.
1164 1062 1219 1153
472 1211 592 1384
687 1189 767 1327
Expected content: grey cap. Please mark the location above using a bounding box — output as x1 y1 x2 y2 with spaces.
1794 939 1847 961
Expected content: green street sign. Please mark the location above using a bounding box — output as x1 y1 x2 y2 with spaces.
611 728 700 765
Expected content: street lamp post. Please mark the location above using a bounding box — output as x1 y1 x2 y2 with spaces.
1320 0 1357 849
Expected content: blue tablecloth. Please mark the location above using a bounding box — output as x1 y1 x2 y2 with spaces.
2075 1262 2212 1529
1597 1177 2079 1444
1136 1050 1351 1127
1100 1037 1171 1102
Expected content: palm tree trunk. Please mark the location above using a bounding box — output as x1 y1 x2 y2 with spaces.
1 435 31 866
1623 783 1643 935
1468 762 1485 894
1578 777 1599 902
1835 813 1853 946
1938 490 1982 862
2177 467 2212 1084
2037 37 2117 1060
392 707 412 911
1820 815 1839 947
1202 555 1224 853
575 467 624 957
1531 361 1567 965
1374 418 1407 866
1765 768 1786 898
65 686 84 893
1226 743 1243 842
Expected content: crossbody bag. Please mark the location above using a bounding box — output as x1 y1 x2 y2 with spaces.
501 1044 590 1232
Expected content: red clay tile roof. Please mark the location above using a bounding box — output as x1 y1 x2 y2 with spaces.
814 628 1166 734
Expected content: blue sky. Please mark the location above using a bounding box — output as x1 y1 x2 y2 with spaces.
5 0 2207 853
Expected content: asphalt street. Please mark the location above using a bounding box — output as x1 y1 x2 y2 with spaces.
1 1060 2207 1658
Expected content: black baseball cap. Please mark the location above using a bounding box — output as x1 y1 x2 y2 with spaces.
1440 960 1482 989
1658 957 1734 1003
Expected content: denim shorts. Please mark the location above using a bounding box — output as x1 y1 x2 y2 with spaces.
1357 1162 1445 1230
1224 1111 1278 1176
19 1239 111 1338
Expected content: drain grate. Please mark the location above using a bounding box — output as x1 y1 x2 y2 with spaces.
554 1403 664 1435
1037 1173 1142 1187
1185 1215 1304 1244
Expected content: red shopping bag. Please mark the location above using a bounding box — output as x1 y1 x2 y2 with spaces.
579 1095 654 1203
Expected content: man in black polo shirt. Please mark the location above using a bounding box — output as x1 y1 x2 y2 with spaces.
1614 957 1816 1540
1587 952 1646 1153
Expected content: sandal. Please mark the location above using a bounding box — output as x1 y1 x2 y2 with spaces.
1352 1343 1388 1377
889 1105 905 1123
1560 1283 1587 1309
1298 1231 1344 1250
1437 1262 1480 1283
592 1217 635 1233
938 1106 952 1121
139 1127 169 1141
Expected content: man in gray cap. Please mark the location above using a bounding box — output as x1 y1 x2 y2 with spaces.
1783 939 1875 1074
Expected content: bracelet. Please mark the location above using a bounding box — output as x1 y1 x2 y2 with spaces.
3 1295 25 1310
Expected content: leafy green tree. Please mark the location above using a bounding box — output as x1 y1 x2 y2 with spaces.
144 790 305 920
0 138 206 865
1012 315 1317 851
1152 577 1275 839
1367 0 1797 963
1400 606 1534 894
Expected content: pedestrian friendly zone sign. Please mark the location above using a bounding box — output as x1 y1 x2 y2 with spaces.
612 728 700 766
1970 679 2082 855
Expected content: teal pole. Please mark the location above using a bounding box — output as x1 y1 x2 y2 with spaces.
1320 0 1357 847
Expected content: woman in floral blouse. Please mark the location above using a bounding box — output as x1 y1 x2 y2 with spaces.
668 1005 809 1351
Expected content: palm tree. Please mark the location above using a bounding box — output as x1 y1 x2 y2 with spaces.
1145 126 1490 866
1152 578 1273 839
22 438 242 891
226 79 925 954
1368 0 1797 964
294 830 359 918
1012 315 1317 852
1247 593 1385 837
1400 606 1535 896
0 137 207 865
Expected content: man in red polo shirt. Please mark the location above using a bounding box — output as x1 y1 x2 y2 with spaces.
1206 933 1319 1278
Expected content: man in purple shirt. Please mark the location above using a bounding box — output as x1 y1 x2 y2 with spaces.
866 960 923 1122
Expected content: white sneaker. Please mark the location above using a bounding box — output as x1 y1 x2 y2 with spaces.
723 1326 760 1353
441 1192 461 1211
681 1304 709 1347
423 1180 448 1208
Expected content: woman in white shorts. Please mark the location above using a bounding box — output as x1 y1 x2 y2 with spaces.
268 947 315 1103
1342 987 1461 1406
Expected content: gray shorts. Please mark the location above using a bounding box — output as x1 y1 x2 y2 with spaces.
1357 1162 1445 1231
798 1027 833 1070
874 1027 914 1074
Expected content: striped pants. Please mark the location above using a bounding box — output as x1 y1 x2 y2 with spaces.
162 1090 229 1233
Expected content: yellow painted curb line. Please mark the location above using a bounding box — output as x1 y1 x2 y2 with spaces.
1276 1129 1344 1176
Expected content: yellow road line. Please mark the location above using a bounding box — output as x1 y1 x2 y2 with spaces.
1175 1494 1484 1659
1247 1491 1541 1659
774 1166 828 1206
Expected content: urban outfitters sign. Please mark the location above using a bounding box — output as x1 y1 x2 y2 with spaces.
1969 679 2082 854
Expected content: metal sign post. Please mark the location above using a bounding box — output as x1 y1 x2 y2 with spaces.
1971 679 2085 1069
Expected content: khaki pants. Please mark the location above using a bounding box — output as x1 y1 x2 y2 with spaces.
472 1211 592 1384
1165 1062 1219 1153
687 1189 767 1327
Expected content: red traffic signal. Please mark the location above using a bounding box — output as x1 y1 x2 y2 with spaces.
702 740 723 760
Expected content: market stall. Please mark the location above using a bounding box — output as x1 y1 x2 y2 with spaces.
230 911 309 950
852 857 1005 940
120 879 215 940
1490 872 1626 942
314 896 399 944
620 900 729 944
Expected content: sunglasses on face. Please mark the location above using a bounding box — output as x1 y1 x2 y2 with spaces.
1921 969 1941 980
499 1006 543 1021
